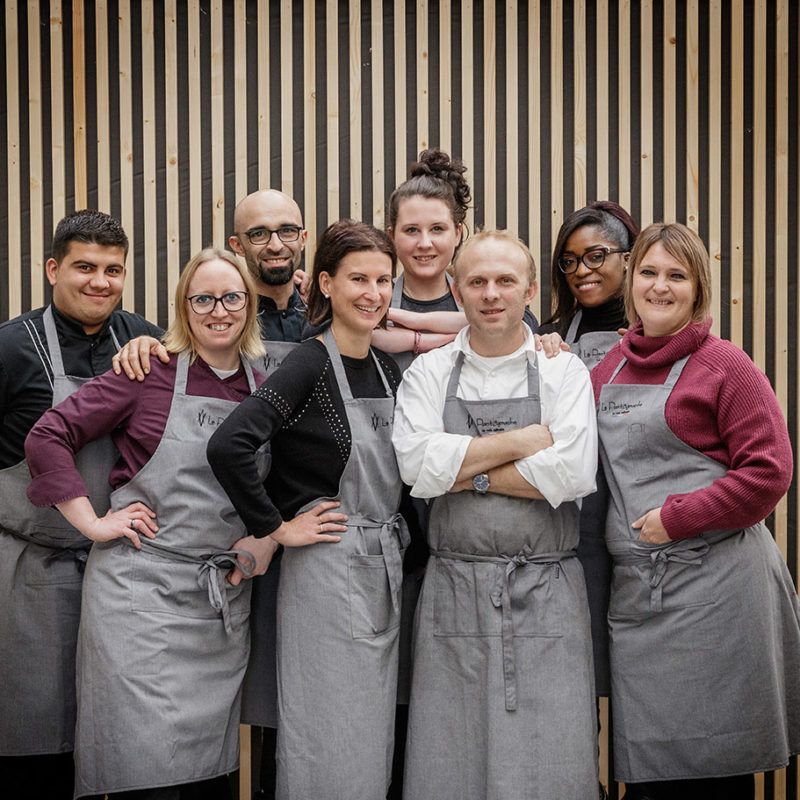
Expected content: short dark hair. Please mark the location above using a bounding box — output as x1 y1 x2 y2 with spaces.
51 210 129 263
306 219 397 327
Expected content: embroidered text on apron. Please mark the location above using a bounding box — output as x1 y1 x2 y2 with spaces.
250 339 301 383
73 353 258 797
275 327 408 800
597 354 800 782
0 305 120 756
565 309 621 697
403 349 597 800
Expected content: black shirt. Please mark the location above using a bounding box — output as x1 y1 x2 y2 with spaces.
538 296 627 340
257 288 307 343
207 338 402 537
0 304 163 468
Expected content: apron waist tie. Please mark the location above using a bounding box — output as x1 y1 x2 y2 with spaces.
430 546 577 712
344 513 409 614
124 539 255 634
1 526 91 571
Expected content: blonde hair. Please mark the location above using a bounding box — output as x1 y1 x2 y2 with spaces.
624 222 711 327
162 248 266 362
452 228 537 287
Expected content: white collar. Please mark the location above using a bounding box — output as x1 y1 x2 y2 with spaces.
452 324 537 367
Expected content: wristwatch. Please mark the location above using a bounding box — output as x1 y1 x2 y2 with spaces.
472 473 490 494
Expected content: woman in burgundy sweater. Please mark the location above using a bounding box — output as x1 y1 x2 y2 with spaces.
592 222 800 800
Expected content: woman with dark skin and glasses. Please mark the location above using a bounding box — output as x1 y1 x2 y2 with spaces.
25 249 271 799
593 223 800 800
207 220 407 800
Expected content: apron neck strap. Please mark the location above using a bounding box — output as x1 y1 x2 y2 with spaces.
390 274 404 308
608 353 692 387
565 309 582 344
43 305 66 378
322 326 392 401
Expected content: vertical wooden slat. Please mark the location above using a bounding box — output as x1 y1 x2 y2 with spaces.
461 0 475 235
327 1 339 222
118 0 135 309
506 0 518 233
187 0 202 255
234 0 248 204
371 0 385 228
72 0 87 209
439 0 452 154
303 0 316 248
708 0 722 335
573 0 586 210
6 0 21 318
663 0 676 222
686 0 699 232
257 0 270 190
394 0 407 194
95 0 111 212
528 0 541 319
50 0 66 224
239 725 251 800
280 0 292 197
349 0 362 218
752 0 767 371
142 0 158 322
210 0 225 247
28 0 44 308
639 0 653 228
483 0 496 229
550 0 563 244
730 0 744 348
416 0 429 152
595 0 609 201
618 0 631 213
164 0 179 320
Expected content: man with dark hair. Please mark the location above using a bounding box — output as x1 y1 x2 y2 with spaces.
0 210 162 799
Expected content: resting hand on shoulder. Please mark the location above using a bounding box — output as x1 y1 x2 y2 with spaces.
533 332 570 359
112 335 170 381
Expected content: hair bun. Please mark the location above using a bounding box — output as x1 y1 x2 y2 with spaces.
409 149 472 215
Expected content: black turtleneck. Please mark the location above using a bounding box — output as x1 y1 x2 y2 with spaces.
539 295 627 340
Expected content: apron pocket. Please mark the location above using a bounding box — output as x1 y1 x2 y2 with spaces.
627 423 655 481
348 554 397 638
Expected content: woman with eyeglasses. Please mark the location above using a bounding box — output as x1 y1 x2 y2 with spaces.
25 249 271 799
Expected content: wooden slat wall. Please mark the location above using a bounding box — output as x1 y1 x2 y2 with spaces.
1 2 797 798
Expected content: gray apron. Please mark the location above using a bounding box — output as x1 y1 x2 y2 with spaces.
0 305 120 756
73 352 258 797
566 309 621 697
250 339 301 382
404 350 598 800
597 354 800 782
276 327 408 800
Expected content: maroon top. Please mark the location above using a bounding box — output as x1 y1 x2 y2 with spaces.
25 355 261 508
591 319 793 540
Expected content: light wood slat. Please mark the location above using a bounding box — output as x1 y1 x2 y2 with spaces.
639 0 653 228
72 0 87 210
549 0 563 245
751 0 767 371
371 0 386 228
327 1 339 223
685 0 699 232
618 0 631 213
729 0 744 348
234 0 248 205
483 0 496 229
118 0 135 309
598 696 610 795
573 0 586 210
708 0 722 336
506 0 518 233
394 0 407 202
142 0 158 322
303 0 316 249
662 0 676 222
280 0 292 197
50 0 66 224
349 0 362 218
187 0 202 254
164 0 180 321
6 0 21 318
210 0 225 247
95 0 110 212
439 0 452 154
528 0 541 320
257 0 270 190
239 725 251 800
28 0 44 308
416 0 429 152
461 0 475 235
595 0 609 201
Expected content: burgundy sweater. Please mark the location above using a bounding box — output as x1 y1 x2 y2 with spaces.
25 355 260 508
591 319 793 540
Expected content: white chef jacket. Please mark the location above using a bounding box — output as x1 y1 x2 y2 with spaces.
392 325 597 507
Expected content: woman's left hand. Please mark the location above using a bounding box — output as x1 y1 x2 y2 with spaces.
632 507 671 543
533 332 570 359
227 534 280 586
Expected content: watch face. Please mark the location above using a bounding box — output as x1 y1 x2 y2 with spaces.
472 473 490 493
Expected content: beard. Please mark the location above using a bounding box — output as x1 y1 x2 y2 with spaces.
258 264 294 286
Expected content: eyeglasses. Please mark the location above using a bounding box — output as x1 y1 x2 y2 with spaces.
557 247 627 274
237 225 303 245
187 291 248 314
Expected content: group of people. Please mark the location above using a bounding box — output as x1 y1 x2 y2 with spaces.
0 148 798 800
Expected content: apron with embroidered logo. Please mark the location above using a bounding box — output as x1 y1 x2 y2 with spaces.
597 354 800 782
404 349 597 800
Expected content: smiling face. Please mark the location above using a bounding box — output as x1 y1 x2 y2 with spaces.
631 242 697 337
46 242 127 334
562 224 627 308
453 236 537 357
185 259 249 367
390 196 461 296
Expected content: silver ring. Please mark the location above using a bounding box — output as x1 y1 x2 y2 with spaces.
130 519 136 530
